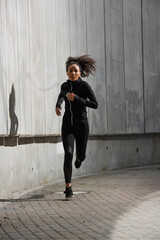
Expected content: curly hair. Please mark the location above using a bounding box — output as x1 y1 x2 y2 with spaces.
66 55 96 77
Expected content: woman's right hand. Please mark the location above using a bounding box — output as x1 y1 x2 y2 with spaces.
56 107 61 116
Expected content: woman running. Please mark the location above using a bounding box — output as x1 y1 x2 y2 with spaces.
55 55 98 198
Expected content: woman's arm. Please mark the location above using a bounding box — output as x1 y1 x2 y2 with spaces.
74 82 98 109
55 86 64 116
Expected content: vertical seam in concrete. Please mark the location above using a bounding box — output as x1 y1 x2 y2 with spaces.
4 1 9 134
84 0 90 128
103 0 108 133
54 0 60 133
2 1 8 134
54 0 58 77
141 0 146 133
84 0 89 97
85 0 88 55
15 0 20 134
40 0 46 135
68 0 71 55
27 0 33 134
122 0 127 134
42 0 46 135
54 0 59 134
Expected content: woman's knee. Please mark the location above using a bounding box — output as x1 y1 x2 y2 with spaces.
64 151 73 163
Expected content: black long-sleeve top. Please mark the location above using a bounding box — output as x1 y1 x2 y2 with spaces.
56 77 98 125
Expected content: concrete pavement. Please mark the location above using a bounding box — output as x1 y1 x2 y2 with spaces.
0 165 160 239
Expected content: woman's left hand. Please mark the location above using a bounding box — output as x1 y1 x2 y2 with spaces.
66 92 75 102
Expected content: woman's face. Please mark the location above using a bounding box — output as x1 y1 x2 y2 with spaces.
67 64 81 81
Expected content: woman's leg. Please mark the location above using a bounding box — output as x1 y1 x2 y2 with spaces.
62 124 74 185
75 122 89 163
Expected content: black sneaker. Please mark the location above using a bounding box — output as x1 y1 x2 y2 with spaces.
65 186 73 198
75 159 82 169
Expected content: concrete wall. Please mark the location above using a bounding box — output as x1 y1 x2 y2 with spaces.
1 0 160 136
0 0 160 198
0 134 160 198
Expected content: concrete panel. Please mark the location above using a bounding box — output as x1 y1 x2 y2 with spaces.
0 0 8 134
28 0 45 134
110 137 152 169
0 134 160 198
0 142 64 198
86 0 107 134
105 137 152 169
74 136 153 176
105 0 126 134
123 0 144 133
4 0 20 135
41 0 59 134
17 0 32 134
143 0 160 132
55 0 71 133
69 0 87 56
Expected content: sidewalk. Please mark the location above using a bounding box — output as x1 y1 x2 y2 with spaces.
0 165 160 240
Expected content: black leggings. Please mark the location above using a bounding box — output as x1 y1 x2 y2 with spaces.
62 122 89 184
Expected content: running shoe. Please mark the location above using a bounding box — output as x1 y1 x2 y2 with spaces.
65 186 73 198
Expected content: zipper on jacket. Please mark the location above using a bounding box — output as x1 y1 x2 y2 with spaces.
69 82 73 125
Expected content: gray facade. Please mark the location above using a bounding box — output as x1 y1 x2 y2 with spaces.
0 0 160 197
0 0 160 136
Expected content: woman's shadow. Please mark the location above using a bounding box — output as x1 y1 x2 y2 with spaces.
9 84 18 135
